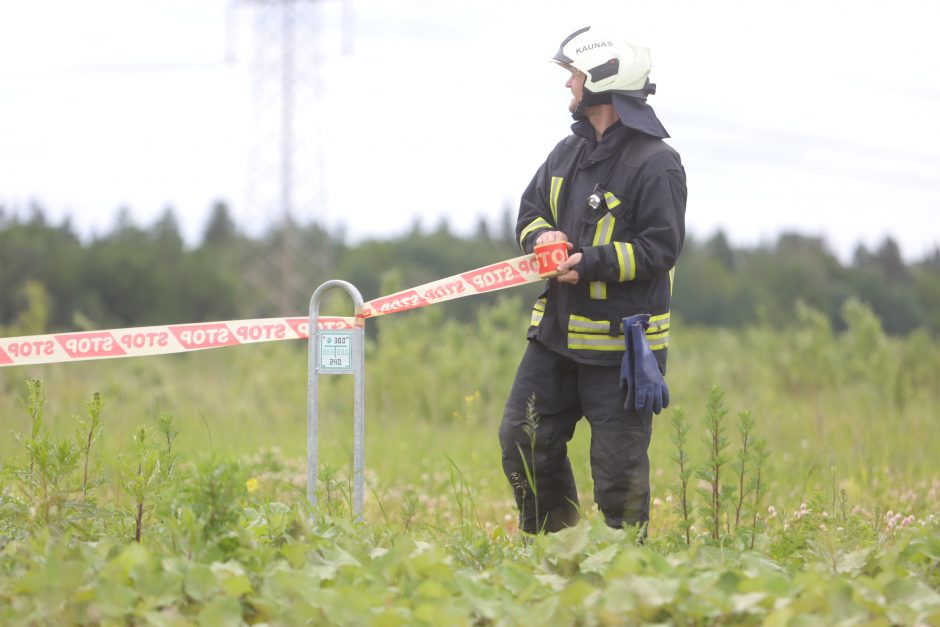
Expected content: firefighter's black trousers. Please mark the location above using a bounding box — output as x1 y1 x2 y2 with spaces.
499 340 653 533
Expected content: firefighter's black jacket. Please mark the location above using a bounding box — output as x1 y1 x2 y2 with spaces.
516 118 687 366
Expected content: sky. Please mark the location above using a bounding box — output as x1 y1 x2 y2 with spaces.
1 0 939 263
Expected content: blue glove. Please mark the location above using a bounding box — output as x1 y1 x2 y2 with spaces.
620 314 670 416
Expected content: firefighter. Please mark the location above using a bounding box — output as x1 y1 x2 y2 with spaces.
499 26 687 534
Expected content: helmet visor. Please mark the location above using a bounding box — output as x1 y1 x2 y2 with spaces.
552 26 591 65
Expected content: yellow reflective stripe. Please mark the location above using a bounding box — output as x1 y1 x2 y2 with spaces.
519 217 552 248
647 334 669 350
568 333 625 351
549 176 563 224
588 213 615 300
591 213 615 246
530 297 546 327
648 312 670 333
568 315 609 334
614 242 627 282
567 313 665 352
646 324 669 350
589 281 607 299
615 242 636 281
614 242 636 281
591 220 603 246
603 191 621 210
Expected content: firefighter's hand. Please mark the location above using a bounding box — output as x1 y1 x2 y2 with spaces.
556 252 582 284
535 230 571 246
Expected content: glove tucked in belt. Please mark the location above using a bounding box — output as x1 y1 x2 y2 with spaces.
619 314 670 416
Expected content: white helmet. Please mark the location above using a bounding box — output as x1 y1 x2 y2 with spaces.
552 26 669 138
552 26 653 96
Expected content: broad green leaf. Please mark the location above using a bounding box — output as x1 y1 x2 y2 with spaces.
545 523 590 561
320 587 394 625
918 536 940 561
687 570 721 597
884 577 940 613
413 601 471 625
455 572 501 621
280 541 308 569
599 579 636 614
558 578 597 609
836 548 873 576
197 595 244 626
102 542 151 585
634 575 680 609
716 570 742 594
371 608 412 627
608 547 661 576
306 562 339 581
404 545 455 583
739 552 788 578
504 594 562 625
184 564 218 602
261 563 320 603
132 566 183 607
211 561 252 598
761 606 797 627
497 562 541 599
738 573 796 597
319 545 362 569
414 579 450 600
580 545 619 575
141 607 195 627
291 579 351 618
535 573 567 592
93 579 138 621
729 591 768 614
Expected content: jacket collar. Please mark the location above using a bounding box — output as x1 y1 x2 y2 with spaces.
571 119 631 166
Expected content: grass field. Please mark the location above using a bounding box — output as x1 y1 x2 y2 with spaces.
2 296 939 624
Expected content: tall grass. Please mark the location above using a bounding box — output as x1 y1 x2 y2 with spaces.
2 296 939 527
2 298 939 623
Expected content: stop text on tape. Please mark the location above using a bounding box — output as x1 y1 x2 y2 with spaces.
0 253 542 367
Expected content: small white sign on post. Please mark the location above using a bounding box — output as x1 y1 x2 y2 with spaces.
309 280 366 520
318 330 352 373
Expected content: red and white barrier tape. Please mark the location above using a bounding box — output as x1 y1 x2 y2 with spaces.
0 254 542 367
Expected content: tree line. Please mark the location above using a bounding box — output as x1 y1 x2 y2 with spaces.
2 202 939 336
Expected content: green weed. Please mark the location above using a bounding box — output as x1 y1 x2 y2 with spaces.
1 300 939 623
